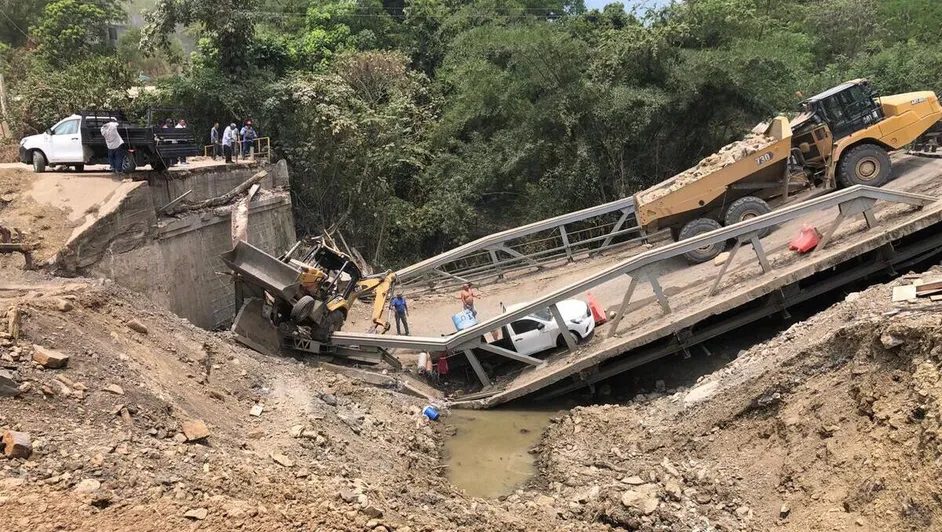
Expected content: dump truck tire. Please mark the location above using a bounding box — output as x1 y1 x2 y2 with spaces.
724 196 772 238
290 295 316 322
837 144 892 188
678 217 723 264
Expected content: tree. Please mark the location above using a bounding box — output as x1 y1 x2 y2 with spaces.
30 0 125 67
0 0 51 47
142 0 260 72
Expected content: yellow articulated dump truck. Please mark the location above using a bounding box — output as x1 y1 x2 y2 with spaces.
634 79 942 263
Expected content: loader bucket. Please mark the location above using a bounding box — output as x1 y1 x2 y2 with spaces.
221 240 302 301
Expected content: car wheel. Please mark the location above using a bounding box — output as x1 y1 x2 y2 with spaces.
32 151 47 173
73 164 84 172
556 331 581 347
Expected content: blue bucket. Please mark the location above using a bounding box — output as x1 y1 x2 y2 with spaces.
422 405 440 421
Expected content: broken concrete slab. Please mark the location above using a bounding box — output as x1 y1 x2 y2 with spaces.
31 345 69 369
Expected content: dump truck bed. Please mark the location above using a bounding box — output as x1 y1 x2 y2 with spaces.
220 240 302 302
634 117 794 232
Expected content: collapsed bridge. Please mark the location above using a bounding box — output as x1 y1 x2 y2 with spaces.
325 155 942 408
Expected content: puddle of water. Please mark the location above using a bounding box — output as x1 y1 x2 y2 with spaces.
444 408 560 498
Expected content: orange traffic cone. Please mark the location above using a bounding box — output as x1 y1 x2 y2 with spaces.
586 292 607 325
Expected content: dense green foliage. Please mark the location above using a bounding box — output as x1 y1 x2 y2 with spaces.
3 0 942 266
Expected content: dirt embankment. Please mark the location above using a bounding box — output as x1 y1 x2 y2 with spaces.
0 274 611 531
0 166 75 265
536 272 942 530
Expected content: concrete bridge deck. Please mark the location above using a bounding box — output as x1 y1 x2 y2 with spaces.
442 155 942 407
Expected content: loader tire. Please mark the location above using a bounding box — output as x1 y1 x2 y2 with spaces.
837 144 892 188
678 217 723 264
290 295 316 322
724 196 772 238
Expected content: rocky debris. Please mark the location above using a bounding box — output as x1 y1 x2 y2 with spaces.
250 403 264 417
55 298 74 312
880 333 904 349
638 131 775 204
103 384 124 395
74 478 101 493
271 452 295 468
0 369 20 396
2 430 32 459
31 345 69 368
780 503 791 518
180 419 210 442
320 393 338 406
126 319 148 334
620 484 659 515
184 508 208 520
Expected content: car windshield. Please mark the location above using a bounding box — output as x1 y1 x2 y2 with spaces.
52 120 78 135
531 308 551 321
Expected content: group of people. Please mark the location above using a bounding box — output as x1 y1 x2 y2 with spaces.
387 282 483 337
162 118 189 166
209 121 258 164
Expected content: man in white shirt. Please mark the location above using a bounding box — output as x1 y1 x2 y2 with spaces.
174 119 189 165
100 119 125 173
222 123 236 163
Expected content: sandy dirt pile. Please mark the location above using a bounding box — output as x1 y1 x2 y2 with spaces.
0 275 602 531
0 167 75 264
536 270 942 530
638 133 775 204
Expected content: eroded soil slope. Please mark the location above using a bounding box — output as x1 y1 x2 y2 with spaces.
0 276 601 531
538 273 942 531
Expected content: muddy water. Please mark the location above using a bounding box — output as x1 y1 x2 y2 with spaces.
444 408 561 498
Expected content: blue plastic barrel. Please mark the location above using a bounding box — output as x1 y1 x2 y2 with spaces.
451 310 478 331
423 405 440 421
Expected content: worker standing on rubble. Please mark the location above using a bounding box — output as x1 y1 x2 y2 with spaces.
390 292 410 335
457 282 482 317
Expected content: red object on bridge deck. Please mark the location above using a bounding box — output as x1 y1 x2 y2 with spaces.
789 225 821 254
586 292 607 325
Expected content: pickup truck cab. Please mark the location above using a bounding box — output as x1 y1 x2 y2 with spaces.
19 113 199 173
491 299 595 357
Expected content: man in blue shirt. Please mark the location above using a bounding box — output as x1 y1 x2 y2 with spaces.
389 293 410 335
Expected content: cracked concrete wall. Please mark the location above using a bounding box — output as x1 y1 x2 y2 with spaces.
57 162 296 329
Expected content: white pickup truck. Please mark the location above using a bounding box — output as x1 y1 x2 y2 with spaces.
19 113 199 172
491 299 595 356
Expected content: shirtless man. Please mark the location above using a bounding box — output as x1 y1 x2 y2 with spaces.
457 282 482 317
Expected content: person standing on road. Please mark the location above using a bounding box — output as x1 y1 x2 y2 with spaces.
100 118 125 174
457 282 482 317
222 123 236 163
210 122 220 160
390 293 410 335
240 120 257 158
175 119 189 166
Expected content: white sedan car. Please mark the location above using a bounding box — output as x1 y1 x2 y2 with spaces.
494 299 595 357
